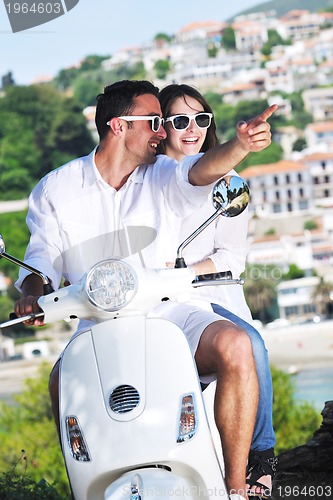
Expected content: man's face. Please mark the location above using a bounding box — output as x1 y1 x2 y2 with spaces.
123 94 167 165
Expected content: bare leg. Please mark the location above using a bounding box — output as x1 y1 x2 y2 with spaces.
195 320 259 498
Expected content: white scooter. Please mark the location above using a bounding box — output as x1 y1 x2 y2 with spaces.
0 176 249 500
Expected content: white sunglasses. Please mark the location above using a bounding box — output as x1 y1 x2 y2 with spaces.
107 115 165 133
165 112 213 131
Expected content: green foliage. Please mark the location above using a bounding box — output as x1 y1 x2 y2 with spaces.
237 142 284 171
261 29 286 57
0 85 95 199
79 54 110 72
293 137 307 151
72 78 102 107
221 26 236 50
0 468 65 499
244 264 279 322
207 43 219 58
53 54 109 91
264 228 276 236
154 33 172 42
0 211 30 280
271 366 321 454
153 59 171 80
0 363 71 498
204 91 223 110
304 219 318 230
0 294 14 323
282 263 305 280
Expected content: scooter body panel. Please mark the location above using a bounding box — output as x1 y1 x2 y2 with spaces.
59 316 227 499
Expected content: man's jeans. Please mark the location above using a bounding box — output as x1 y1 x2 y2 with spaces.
211 303 276 451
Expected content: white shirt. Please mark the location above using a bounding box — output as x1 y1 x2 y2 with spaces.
180 169 253 322
16 149 214 291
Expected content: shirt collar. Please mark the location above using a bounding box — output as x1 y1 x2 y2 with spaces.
82 147 100 188
82 147 148 189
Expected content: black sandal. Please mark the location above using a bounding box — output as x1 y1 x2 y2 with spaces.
246 448 278 499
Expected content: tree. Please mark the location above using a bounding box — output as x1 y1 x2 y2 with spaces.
261 29 285 57
244 267 278 323
0 84 95 197
312 277 333 317
304 219 318 230
72 78 101 107
282 263 305 281
293 138 306 151
154 33 172 43
79 54 110 72
207 42 219 58
153 59 171 80
221 26 236 50
271 365 321 453
53 67 79 91
1 71 15 89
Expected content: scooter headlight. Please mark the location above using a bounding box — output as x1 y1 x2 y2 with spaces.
85 259 137 311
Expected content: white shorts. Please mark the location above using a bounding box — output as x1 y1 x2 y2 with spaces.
149 300 229 383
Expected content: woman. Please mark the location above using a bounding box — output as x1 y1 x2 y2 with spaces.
158 84 277 499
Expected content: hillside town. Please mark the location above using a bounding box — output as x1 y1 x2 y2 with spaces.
87 8 333 326
1 8 333 366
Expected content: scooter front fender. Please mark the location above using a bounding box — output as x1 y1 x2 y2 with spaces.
59 316 226 500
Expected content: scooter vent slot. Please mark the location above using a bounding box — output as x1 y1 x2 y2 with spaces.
109 384 140 413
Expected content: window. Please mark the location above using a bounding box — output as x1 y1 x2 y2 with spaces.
274 176 279 185
285 305 299 317
303 303 316 314
299 200 308 210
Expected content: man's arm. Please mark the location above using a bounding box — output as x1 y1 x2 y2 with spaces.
189 104 278 186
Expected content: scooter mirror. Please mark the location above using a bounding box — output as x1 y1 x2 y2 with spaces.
0 233 54 295
212 175 250 217
175 175 250 267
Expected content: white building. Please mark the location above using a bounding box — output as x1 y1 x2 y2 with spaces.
304 121 333 149
302 87 333 122
277 276 320 322
242 160 312 215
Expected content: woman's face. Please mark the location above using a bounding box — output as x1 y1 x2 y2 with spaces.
164 96 207 162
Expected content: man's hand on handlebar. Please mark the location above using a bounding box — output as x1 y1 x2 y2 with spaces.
14 295 44 326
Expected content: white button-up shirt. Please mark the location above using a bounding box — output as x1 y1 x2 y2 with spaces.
180 171 253 322
16 149 214 291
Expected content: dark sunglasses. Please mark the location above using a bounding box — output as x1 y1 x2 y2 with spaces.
107 115 164 133
165 112 213 131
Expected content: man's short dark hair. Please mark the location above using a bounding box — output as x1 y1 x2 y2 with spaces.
95 80 160 141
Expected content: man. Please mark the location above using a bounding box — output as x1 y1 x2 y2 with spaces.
14 80 277 500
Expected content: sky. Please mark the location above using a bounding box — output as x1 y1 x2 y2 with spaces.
0 0 265 85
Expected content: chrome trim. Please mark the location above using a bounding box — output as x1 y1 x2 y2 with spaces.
109 385 140 414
